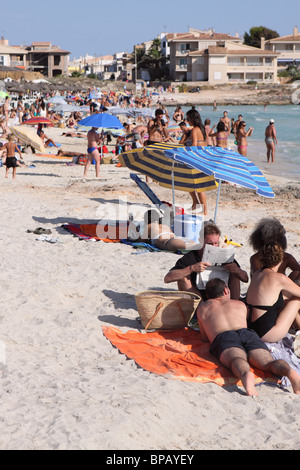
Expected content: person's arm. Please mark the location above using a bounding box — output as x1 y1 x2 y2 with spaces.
164 261 210 283
285 253 300 273
281 273 300 298
273 128 278 144
224 262 249 283
15 144 22 159
164 265 194 284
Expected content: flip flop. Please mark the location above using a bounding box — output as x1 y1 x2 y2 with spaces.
33 227 52 234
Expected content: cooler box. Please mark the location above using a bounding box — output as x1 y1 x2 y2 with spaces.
173 214 203 243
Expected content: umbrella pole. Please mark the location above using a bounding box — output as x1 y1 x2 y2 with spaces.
213 179 221 222
171 162 175 209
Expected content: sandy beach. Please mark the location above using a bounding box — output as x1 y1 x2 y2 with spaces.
0 118 300 450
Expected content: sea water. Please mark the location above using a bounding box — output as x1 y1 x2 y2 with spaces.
166 104 300 182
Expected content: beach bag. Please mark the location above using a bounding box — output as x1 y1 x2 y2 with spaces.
135 291 201 331
78 155 88 165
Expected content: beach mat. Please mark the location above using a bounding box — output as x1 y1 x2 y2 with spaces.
102 326 278 387
61 222 128 242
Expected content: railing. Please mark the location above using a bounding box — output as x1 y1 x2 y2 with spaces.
10 60 25 66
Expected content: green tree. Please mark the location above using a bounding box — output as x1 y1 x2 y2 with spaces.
244 26 280 48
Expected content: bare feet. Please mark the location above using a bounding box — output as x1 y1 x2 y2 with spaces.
242 371 259 397
288 369 300 394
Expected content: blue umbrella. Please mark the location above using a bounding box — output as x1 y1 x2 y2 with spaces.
78 113 123 130
164 146 275 221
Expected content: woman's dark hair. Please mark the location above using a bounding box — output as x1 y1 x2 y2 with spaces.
238 121 246 130
204 118 211 125
249 218 287 251
217 121 226 132
186 109 206 140
259 242 284 268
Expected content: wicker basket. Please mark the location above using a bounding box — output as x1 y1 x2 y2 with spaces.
135 290 201 331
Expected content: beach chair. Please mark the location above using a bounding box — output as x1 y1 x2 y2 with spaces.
130 173 184 215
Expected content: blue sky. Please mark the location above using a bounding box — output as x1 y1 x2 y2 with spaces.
3 0 300 59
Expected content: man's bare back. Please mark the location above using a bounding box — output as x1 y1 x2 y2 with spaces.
197 296 247 343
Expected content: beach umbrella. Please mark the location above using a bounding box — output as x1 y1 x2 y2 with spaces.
46 96 67 105
119 142 218 207
10 126 46 153
108 106 132 116
22 117 54 127
163 146 275 221
52 102 85 113
78 113 123 130
127 107 155 118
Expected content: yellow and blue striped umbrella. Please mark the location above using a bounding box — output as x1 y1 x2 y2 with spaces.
119 142 218 198
165 145 274 198
164 145 275 220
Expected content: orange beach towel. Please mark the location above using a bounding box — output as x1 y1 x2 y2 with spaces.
102 326 278 387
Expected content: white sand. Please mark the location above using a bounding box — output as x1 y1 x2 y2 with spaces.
0 123 300 450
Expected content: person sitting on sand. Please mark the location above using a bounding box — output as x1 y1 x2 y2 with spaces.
1 134 23 179
246 242 300 343
249 217 300 282
0 117 10 139
196 278 300 396
130 209 193 252
38 130 58 148
164 221 248 300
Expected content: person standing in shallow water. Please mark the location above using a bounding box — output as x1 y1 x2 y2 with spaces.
236 121 253 157
265 119 278 163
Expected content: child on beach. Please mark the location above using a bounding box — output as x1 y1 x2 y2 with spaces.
1 135 23 179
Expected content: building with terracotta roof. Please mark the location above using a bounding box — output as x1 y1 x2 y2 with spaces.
262 26 300 68
166 28 278 84
23 42 70 77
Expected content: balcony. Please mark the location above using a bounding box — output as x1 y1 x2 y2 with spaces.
10 60 26 67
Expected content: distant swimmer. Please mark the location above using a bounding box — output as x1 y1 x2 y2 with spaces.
265 119 278 163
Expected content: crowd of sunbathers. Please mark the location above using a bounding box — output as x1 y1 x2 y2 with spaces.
134 209 300 396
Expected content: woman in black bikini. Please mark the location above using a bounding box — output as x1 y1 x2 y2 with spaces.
246 242 300 343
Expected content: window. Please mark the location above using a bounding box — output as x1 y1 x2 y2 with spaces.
210 57 226 65
0 56 4 66
179 58 188 69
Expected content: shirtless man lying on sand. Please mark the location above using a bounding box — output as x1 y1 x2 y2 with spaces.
196 278 300 396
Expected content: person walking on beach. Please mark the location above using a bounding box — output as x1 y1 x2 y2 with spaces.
196 278 300 396
84 127 101 178
236 121 253 157
265 119 278 163
1 134 23 180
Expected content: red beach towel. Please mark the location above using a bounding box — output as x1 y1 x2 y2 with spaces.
102 326 278 387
